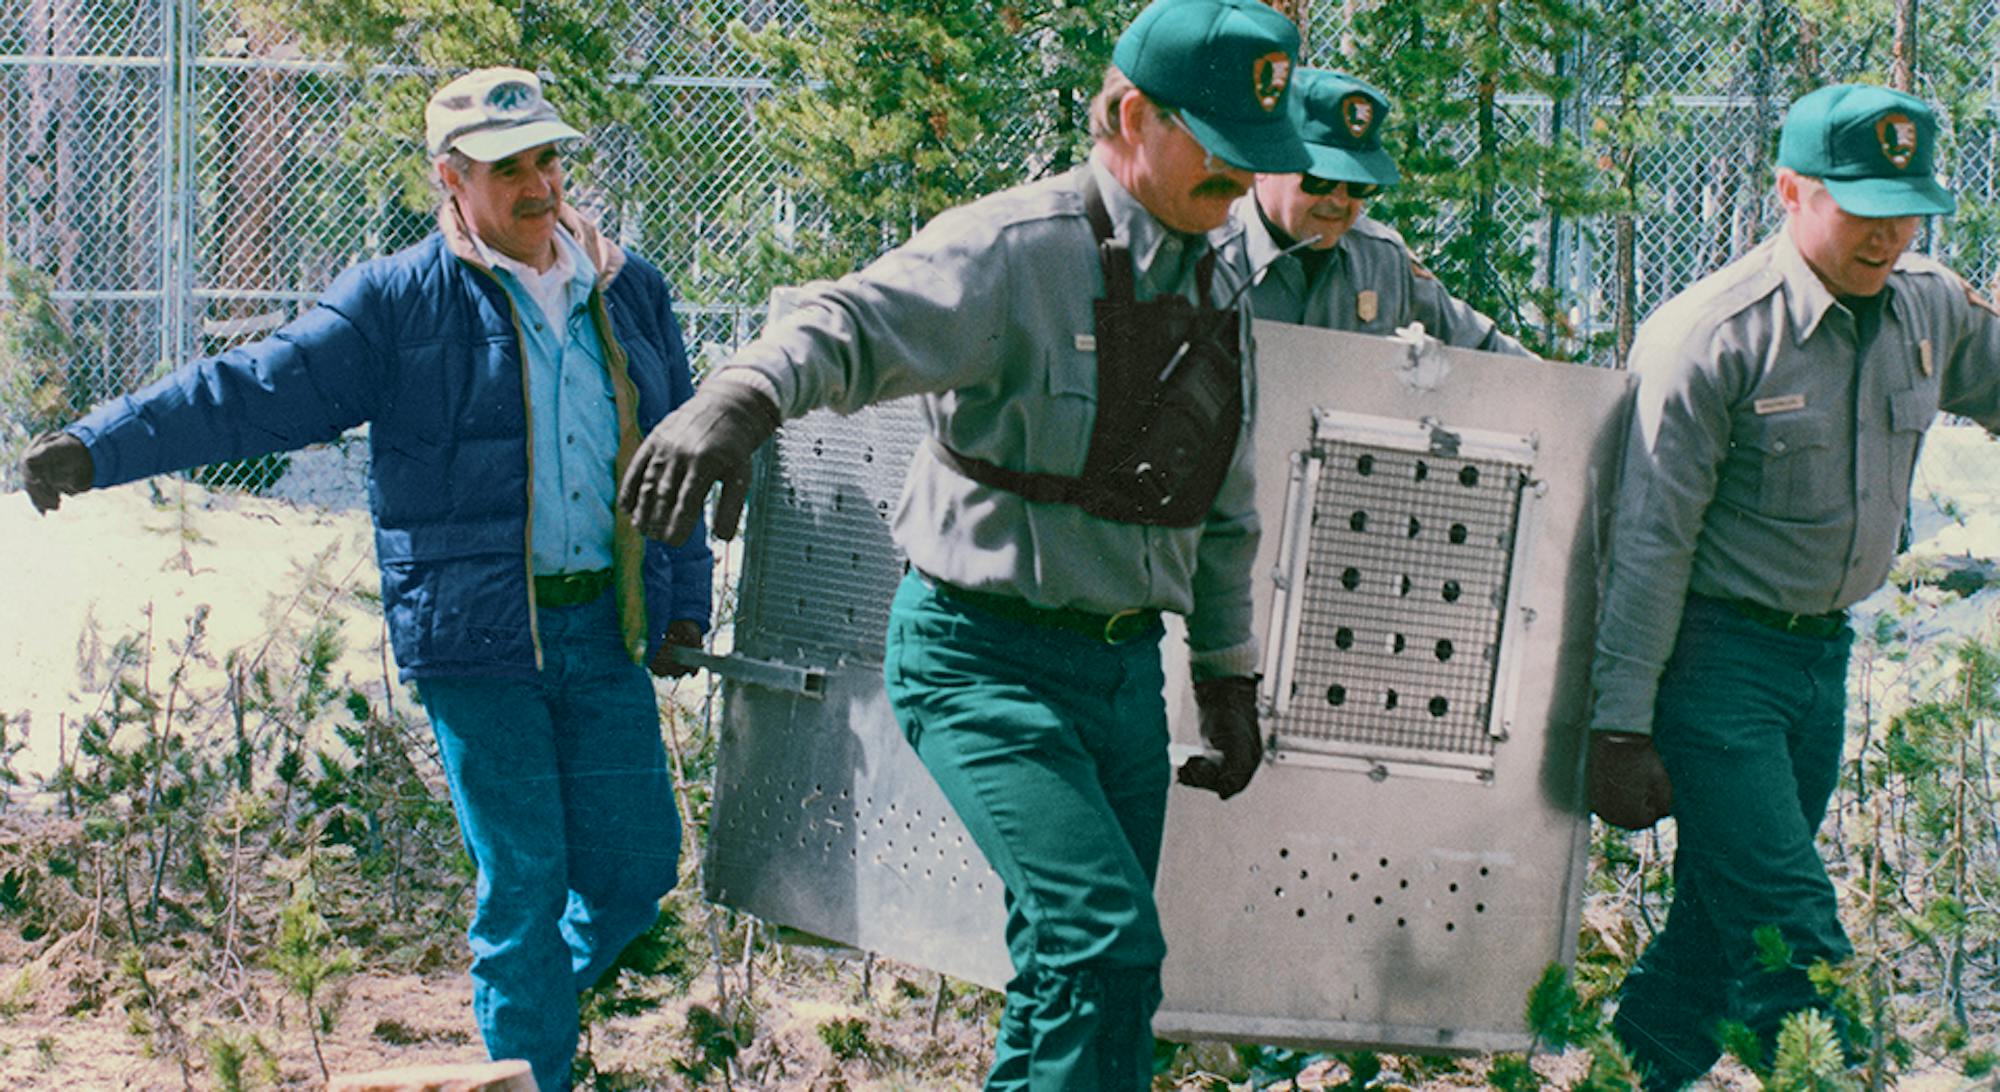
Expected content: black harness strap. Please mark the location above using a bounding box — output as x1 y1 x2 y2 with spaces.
931 172 1242 527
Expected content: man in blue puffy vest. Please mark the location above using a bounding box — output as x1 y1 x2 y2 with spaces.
20 66 711 1092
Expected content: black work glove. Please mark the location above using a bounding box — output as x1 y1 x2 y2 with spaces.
1589 731 1674 830
21 430 93 514
620 377 783 546
1178 676 1264 800
648 619 706 678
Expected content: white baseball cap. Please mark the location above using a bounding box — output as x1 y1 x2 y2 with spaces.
425 67 584 161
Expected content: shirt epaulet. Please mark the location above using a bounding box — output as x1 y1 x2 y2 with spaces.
1642 248 1785 345
1893 253 2000 318
1345 214 1409 251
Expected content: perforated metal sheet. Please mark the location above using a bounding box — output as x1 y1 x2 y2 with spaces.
703 664 1012 988
736 398 925 664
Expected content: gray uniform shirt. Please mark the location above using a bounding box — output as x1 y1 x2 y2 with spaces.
1224 195 1533 357
1591 225 2000 734
710 155 1262 678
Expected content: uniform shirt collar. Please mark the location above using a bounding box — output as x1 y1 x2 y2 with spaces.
1237 192 1349 292
1087 152 1213 293
1772 222 1898 345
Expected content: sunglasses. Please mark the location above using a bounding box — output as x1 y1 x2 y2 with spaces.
1300 175 1382 198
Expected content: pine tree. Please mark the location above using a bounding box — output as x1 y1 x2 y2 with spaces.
712 1 1142 306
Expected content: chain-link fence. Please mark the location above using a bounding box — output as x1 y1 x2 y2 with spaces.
4 0 1997 496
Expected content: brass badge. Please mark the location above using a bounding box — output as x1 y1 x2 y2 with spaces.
1252 53 1292 112
1357 290 1379 322
1876 113 1918 170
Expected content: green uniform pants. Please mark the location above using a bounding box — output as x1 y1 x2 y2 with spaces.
1612 596 1856 1091
884 571 1171 1091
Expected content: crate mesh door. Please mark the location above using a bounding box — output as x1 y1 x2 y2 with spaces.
1263 410 1539 780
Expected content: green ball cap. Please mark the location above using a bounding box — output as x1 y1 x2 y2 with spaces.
1291 68 1400 187
1778 83 1955 217
1114 0 1312 174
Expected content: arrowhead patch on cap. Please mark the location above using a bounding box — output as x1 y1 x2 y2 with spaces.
1876 113 1918 170
1340 93 1375 140
1253 52 1292 112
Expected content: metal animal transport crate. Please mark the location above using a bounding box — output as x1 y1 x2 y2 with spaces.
701 319 1634 1052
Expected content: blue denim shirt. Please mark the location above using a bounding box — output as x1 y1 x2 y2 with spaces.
484 228 621 576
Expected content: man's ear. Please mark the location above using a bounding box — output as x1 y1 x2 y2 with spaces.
1774 167 1803 216
1117 88 1157 144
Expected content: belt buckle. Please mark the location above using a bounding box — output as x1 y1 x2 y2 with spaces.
1103 608 1147 644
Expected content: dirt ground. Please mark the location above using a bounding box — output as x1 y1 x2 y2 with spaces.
6 470 1998 1091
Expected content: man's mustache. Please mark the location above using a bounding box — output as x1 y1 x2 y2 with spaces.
1192 176 1246 200
514 199 558 217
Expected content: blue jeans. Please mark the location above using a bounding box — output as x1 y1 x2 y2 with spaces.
884 571 1170 1092
1612 595 1854 1091
417 594 681 1092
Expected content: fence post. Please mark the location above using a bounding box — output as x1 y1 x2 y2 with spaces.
159 0 198 377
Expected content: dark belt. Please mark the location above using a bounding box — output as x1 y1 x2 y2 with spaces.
925 574 1160 645
534 568 613 608
1697 593 1848 639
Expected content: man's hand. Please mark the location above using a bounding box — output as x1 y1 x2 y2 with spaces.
1589 731 1674 829
648 619 705 678
20 431 93 514
1179 676 1264 800
620 378 783 546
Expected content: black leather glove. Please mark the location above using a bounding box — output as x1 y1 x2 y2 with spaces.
1179 676 1264 800
21 430 93 514
648 619 705 678
1589 731 1674 829
619 377 783 546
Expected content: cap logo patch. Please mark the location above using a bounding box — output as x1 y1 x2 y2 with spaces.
1340 93 1374 140
1252 53 1292 113
485 80 536 116
1876 113 1918 169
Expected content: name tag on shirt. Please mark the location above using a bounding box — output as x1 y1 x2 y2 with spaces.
1918 338 1934 377
1753 393 1807 415
1074 333 1097 352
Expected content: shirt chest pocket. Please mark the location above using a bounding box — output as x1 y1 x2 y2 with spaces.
1888 384 1938 434
1731 414 1835 522
1038 343 1098 468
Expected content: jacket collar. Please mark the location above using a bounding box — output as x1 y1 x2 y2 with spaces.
437 198 626 288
